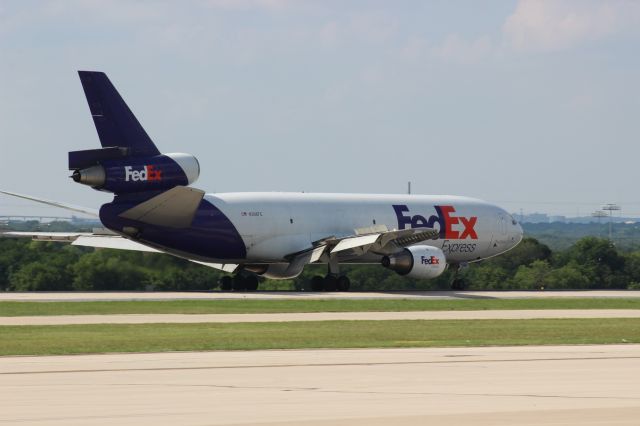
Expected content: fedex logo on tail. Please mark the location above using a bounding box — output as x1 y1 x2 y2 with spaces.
124 165 162 182
421 255 440 265
393 205 478 240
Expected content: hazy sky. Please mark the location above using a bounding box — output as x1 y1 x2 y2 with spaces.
1 0 639 218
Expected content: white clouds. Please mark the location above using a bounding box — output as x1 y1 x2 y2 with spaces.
42 0 176 24
314 11 399 47
398 34 493 64
318 21 339 47
202 0 292 11
399 36 428 61
504 0 640 52
349 11 398 44
433 34 493 64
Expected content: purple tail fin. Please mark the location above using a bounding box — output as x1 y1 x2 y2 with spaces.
77 71 160 157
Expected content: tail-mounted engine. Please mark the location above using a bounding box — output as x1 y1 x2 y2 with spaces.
382 245 447 279
69 148 199 194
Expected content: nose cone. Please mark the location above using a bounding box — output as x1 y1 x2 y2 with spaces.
503 211 524 249
509 218 524 248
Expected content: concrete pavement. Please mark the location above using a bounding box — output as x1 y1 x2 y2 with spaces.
1 345 640 425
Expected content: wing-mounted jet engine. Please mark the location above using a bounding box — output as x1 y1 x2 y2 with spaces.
381 245 447 279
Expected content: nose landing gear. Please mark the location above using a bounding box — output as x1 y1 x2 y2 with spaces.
449 263 468 291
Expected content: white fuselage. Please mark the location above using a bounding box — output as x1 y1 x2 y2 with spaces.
204 192 523 264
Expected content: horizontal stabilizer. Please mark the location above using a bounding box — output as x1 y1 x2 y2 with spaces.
0 190 99 217
2 232 92 241
118 186 205 228
1 231 238 273
72 235 161 252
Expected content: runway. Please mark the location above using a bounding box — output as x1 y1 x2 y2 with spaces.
3 309 640 325
2 290 640 302
1 345 639 425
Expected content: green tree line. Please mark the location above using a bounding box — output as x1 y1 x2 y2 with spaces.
1 236 640 291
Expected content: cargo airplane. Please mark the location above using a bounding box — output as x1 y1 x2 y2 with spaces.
1 71 523 291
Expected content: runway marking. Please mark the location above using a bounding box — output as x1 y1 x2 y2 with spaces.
19 381 635 403
3 354 640 376
98 382 640 400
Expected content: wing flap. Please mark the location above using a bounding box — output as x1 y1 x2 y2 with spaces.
331 234 380 254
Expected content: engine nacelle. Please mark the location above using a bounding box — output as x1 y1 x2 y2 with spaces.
381 245 447 279
244 263 304 280
71 152 200 194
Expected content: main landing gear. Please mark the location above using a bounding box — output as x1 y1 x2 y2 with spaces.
310 257 350 292
219 274 259 292
310 274 350 292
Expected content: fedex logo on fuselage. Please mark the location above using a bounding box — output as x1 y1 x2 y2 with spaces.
393 204 478 240
124 165 162 182
421 255 440 265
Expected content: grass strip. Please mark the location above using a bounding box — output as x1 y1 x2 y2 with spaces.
1 318 639 356
1 298 640 317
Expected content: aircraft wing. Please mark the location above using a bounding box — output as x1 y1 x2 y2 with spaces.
330 227 440 256
1 231 238 273
286 226 440 267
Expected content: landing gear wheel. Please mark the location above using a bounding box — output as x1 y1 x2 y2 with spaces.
311 276 324 292
219 276 232 291
244 275 259 291
337 275 351 292
232 275 247 291
450 278 467 291
323 275 338 292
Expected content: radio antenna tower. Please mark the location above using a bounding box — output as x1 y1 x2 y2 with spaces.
602 204 621 242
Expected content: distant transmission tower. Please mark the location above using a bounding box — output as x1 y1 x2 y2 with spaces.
592 210 608 238
602 204 621 242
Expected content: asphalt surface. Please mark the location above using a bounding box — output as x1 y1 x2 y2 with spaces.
2 290 640 302
2 345 639 425
3 309 640 325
